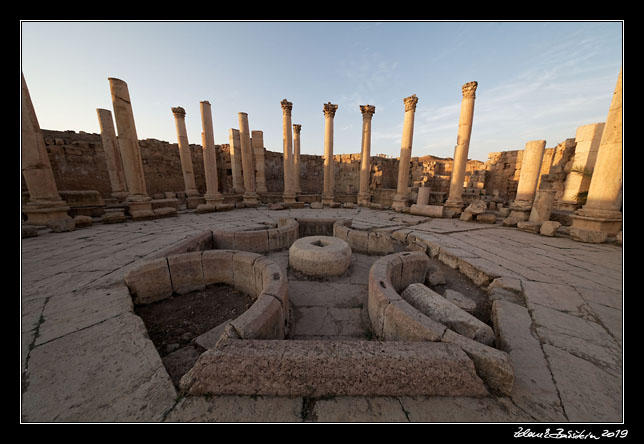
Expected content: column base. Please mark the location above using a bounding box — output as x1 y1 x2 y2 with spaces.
256 185 268 194
22 200 72 226
570 207 622 243
357 192 371 206
243 192 259 206
507 200 533 222
186 195 205 209
283 191 297 204
127 196 155 220
111 191 129 202
321 193 335 206
391 194 409 212
204 193 224 205
443 199 464 218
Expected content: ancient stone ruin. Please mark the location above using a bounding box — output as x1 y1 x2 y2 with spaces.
21 69 623 422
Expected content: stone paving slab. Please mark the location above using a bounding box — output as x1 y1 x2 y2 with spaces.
20 207 623 422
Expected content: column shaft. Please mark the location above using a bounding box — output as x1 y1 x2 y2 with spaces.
392 95 418 211
357 105 375 206
446 82 478 212
229 129 244 193
172 107 198 197
239 112 258 205
199 101 223 205
322 102 338 205
108 77 153 219
280 100 296 203
570 67 623 242
507 139 546 221
293 124 302 194
251 130 268 193
96 108 128 200
21 72 71 225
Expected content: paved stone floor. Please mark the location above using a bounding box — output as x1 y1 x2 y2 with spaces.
20 207 623 423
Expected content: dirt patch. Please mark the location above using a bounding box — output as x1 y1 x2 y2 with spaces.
134 284 254 386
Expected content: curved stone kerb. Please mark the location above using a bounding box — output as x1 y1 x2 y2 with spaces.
212 218 299 253
124 250 288 341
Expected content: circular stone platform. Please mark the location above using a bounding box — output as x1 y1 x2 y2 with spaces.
289 235 352 277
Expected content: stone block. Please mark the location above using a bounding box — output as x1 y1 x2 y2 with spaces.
256 258 288 309
569 227 607 244
232 251 261 297
401 283 494 346
398 251 430 291
540 220 561 237
441 329 514 396
230 293 284 339
102 211 126 224
464 200 487 215
234 230 269 253
517 221 541 233
476 213 497 224
443 289 476 313
310 201 324 209
124 257 173 305
367 255 403 338
367 231 394 255
459 211 474 221
47 218 75 232
180 339 488 398
152 207 177 218
409 204 444 218
167 252 205 295
333 222 350 241
346 229 369 253
73 215 93 228
383 299 446 342
22 224 39 238
212 230 235 249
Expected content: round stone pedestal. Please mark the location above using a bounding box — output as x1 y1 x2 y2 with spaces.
289 236 352 277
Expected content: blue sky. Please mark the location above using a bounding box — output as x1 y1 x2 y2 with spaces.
21 21 622 162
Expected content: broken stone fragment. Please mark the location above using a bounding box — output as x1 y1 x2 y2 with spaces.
443 289 476 313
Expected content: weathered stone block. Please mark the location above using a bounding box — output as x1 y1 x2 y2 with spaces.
517 221 541 233
234 230 269 253
397 251 430 292
232 251 261 297
47 218 75 232
167 252 205 295
476 213 497 224
102 211 126 224
124 257 173 305
444 289 476 313
569 227 607 244
540 220 561 237
383 299 446 342
346 229 369 253
230 294 284 339
73 215 93 228
441 329 514 396
212 230 235 249
368 231 394 255
401 283 494 346
409 204 444 218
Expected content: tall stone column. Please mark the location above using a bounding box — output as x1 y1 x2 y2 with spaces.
21 72 72 226
108 77 154 220
251 130 268 194
228 128 244 193
199 100 223 209
96 108 129 201
445 81 478 216
293 124 302 194
571 68 622 243
238 112 259 205
281 99 297 203
507 139 547 221
322 102 339 205
357 105 376 206
171 106 200 208
560 122 605 210
392 94 418 212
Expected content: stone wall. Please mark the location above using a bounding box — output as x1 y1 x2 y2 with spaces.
23 129 576 207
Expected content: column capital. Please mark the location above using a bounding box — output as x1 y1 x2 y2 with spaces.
293 124 302 133
462 81 478 99
280 99 293 115
323 102 338 117
403 94 418 112
171 106 186 118
360 104 376 118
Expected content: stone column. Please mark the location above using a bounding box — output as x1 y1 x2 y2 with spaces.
108 77 154 220
238 112 259 205
357 105 376 206
392 94 419 212
559 122 605 210
293 124 302 194
445 81 478 216
251 130 268 194
171 106 200 208
96 108 129 201
507 139 547 221
416 184 431 205
280 99 297 203
228 128 244 193
322 102 339 205
571 68 622 243
21 72 72 226
198 100 223 210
